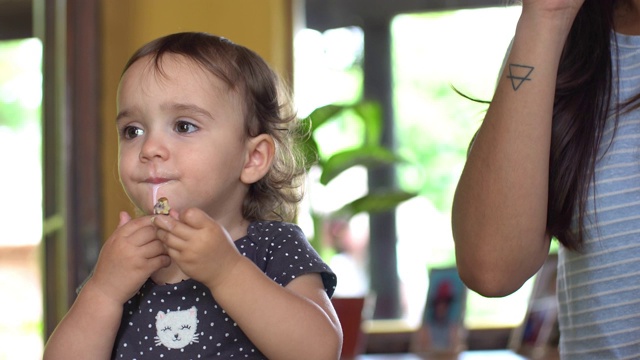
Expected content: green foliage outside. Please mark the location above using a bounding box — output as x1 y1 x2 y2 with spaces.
390 8 532 328
0 38 44 359
301 101 418 258
0 39 41 131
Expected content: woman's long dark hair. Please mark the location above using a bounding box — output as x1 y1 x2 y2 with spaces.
548 0 618 250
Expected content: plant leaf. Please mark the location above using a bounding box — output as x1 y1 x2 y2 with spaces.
335 190 418 217
352 101 383 145
320 146 401 185
306 104 346 130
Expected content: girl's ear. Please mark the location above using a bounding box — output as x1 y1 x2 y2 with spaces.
241 134 275 184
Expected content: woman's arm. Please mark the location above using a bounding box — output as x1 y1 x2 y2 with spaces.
451 2 583 297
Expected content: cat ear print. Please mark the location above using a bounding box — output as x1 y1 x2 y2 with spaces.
189 306 197 314
157 311 166 319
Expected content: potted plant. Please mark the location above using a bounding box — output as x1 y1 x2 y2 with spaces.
299 100 417 257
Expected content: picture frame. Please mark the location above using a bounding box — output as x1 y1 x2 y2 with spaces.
411 267 468 354
509 254 559 359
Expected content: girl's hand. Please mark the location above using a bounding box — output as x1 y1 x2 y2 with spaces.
87 211 171 305
153 208 244 290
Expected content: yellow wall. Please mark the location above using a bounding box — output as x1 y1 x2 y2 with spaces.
100 0 293 238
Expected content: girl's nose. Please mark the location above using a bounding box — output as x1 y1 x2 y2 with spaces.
138 132 169 161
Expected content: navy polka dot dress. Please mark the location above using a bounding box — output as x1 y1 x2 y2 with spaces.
111 221 337 359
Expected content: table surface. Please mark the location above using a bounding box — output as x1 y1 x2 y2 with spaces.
355 349 549 360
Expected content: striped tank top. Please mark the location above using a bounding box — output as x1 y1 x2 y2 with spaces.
557 32 640 359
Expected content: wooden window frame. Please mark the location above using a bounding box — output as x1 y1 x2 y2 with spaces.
36 0 102 339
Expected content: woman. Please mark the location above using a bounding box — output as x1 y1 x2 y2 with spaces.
452 1 640 358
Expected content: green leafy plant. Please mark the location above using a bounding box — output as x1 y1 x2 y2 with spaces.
300 101 417 255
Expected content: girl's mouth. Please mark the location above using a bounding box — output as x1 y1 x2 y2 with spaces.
146 177 171 185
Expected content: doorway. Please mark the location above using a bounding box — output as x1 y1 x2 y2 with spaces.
0 37 44 360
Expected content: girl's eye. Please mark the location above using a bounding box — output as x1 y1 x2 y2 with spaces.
175 120 199 134
122 125 144 139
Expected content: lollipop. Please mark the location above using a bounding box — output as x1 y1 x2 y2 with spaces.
153 197 171 215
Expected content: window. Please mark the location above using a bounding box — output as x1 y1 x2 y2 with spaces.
0 37 44 359
296 5 534 329
392 6 526 329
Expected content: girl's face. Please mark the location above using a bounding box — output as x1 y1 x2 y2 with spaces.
116 54 252 222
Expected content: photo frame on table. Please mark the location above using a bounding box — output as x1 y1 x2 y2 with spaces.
509 253 559 358
411 267 467 353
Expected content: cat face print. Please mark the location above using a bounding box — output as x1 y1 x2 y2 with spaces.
154 306 199 349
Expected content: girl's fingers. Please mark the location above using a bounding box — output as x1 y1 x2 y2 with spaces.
179 208 211 229
115 215 156 238
153 213 196 239
156 228 187 251
139 239 168 259
127 224 160 246
118 211 132 227
147 253 172 270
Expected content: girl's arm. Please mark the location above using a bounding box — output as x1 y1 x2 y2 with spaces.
154 210 342 360
42 280 124 360
210 259 342 360
43 213 170 360
451 1 584 297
